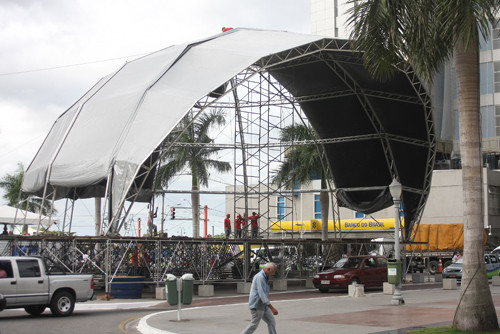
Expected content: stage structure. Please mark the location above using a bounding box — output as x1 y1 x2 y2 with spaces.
0 235 397 294
21 29 435 244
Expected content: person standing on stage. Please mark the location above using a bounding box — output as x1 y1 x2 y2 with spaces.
224 213 231 239
235 214 243 238
249 212 260 238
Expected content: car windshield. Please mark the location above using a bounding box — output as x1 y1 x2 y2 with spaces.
455 258 463 264
333 257 362 269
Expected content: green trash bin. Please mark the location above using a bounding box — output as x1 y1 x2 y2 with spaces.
387 259 401 284
181 273 194 305
165 274 178 305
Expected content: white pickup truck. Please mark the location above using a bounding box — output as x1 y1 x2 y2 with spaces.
0 256 95 316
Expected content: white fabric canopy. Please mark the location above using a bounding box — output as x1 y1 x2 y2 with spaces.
22 28 323 214
0 205 53 226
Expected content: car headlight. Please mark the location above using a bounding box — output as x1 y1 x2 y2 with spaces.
333 275 345 279
314 274 319 278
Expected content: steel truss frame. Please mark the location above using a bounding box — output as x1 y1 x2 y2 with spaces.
1 236 389 293
92 40 345 238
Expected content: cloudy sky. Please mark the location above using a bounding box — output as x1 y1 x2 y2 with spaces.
0 0 311 236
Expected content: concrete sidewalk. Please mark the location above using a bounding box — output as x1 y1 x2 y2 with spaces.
134 283 500 334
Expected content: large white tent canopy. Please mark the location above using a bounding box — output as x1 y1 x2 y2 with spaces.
0 205 53 226
22 28 435 238
22 29 321 220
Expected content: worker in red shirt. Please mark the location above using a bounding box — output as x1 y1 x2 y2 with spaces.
235 214 243 238
249 212 260 238
224 213 231 239
242 212 248 238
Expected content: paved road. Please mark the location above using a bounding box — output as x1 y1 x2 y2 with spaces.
0 299 164 334
1 281 499 334
136 282 500 334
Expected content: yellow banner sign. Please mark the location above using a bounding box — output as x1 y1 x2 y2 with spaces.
270 218 403 231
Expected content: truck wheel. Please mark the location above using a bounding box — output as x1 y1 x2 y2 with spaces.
429 261 438 275
24 305 46 316
50 291 75 317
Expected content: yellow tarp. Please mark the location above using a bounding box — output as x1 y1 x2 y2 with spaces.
406 223 465 252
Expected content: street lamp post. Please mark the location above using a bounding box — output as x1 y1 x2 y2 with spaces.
389 178 404 305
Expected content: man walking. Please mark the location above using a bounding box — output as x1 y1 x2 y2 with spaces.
241 262 278 334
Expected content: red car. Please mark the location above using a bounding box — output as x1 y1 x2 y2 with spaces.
313 255 388 292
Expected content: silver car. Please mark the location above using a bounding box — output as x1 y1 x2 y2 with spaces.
442 258 463 279
442 254 500 280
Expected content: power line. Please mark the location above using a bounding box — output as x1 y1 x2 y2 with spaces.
0 53 148 76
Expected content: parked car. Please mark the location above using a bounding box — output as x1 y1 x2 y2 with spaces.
312 255 387 292
0 256 95 316
442 253 500 280
490 246 500 257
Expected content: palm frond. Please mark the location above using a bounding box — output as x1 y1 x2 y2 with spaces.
156 108 231 190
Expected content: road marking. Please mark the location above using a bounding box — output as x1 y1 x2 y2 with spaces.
119 315 142 334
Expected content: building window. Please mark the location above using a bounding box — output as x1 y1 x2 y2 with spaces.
488 186 500 215
314 194 321 219
494 61 500 93
482 105 495 138
495 106 500 136
277 196 285 220
493 21 500 49
480 62 493 95
355 212 364 218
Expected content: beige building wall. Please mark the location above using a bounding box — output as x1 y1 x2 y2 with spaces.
311 0 351 38
226 168 500 239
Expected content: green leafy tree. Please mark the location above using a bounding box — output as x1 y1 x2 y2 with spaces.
156 110 231 238
0 162 53 215
347 0 499 330
272 124 330 241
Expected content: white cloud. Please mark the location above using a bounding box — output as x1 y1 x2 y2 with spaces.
0 0 311 235
0 98 60 174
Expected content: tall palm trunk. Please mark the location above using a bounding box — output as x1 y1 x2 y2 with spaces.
95 197 101 236
192 181 200 238
453 38 498 331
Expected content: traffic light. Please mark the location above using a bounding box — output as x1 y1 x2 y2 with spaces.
170 207 175 219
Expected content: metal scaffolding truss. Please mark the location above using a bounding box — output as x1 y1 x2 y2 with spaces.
0 236 370 293
229 68 323 239
94 41 345 237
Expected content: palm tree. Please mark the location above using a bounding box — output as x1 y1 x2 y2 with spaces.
0 162 53 215
156 109 231 238
272 124 330 241
347 1 499 331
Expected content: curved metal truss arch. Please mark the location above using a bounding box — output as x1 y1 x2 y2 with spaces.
33 37 434 245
